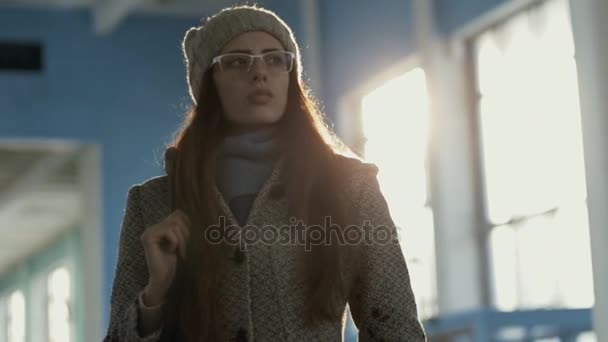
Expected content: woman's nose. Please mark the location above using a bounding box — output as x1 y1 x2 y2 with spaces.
250 58 268 82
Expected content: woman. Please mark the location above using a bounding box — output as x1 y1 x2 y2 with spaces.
104 5 426 342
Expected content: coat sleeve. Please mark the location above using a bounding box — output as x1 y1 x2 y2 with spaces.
104 185 164 342
347 165 427 341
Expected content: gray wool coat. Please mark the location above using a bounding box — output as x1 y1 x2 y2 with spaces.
104 152 426 342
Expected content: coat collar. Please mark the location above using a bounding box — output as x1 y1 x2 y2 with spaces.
213 154 286 228
163 147 286 228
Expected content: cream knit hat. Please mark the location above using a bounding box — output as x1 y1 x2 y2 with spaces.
182 5 302 105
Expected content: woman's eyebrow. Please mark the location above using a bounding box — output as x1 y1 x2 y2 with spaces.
225 48 281 54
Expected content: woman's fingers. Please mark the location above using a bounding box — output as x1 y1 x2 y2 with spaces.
160 226 180 254
173 210 192 235
139 209 196 301
169 210 192 259
171 221 187 260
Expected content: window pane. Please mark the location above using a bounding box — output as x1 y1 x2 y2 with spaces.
362 68 429 210
475 0 593 310
515 215 563 308
552 203 594 308
399 207 436 318
490 226 518 311
491 204 594 310
577 332 597 342
7 290 25 342
361 67 437 318
47 267 71 342
476 0 586 224
0 297 5 342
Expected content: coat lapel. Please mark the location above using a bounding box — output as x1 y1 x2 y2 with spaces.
158 150 294 341
213 155 290 342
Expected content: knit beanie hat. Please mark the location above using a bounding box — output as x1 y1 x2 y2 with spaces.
181 5 303 105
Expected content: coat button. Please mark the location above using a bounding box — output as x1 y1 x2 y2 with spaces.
269 184 285 200
232 248 246 265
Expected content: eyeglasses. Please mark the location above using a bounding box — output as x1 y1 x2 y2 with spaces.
210 51 295 73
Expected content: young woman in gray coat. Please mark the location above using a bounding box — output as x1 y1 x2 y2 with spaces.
104 5 426 342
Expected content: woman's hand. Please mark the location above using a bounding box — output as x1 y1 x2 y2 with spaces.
140 210 192 306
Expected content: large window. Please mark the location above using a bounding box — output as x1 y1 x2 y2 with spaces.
361 67 437 319
6 290 25 342
472 0 594 310
0 264 73 342
47 266 72 342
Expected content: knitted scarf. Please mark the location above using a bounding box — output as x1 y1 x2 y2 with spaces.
216 125 280 226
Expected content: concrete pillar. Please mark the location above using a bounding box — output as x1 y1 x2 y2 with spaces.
298 0 324 101
413 0 489 314
568 0 608 340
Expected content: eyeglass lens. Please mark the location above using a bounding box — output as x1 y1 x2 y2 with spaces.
220 52 293 72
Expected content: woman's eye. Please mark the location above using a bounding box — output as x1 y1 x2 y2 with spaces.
267 55 285 65
225 56 249 68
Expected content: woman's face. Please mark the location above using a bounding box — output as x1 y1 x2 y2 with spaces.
212 31 290 133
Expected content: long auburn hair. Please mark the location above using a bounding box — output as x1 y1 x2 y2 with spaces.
162 65 361 341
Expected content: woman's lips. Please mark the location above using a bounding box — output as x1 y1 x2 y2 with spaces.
247 89 273 105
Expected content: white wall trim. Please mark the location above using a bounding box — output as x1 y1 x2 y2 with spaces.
79 145 103 341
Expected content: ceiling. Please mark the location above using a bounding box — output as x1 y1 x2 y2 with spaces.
0 143 82 276
1 0 243 33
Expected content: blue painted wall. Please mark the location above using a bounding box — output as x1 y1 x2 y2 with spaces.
435 0 509 35
0 6 206 330
318 0 416 122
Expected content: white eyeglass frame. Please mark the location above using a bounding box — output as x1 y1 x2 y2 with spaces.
210 51 296 73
